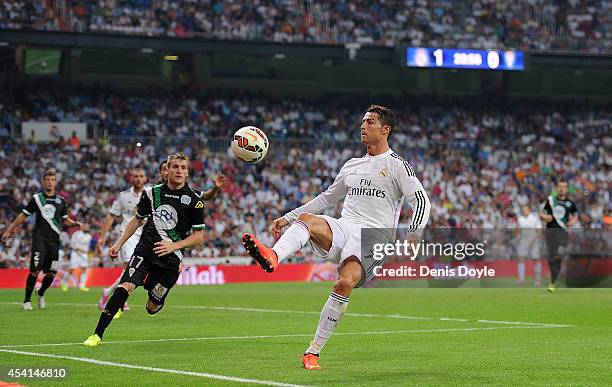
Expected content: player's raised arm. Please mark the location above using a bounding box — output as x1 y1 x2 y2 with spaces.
282 164 350 224
202 172 228 200
97 213 122 252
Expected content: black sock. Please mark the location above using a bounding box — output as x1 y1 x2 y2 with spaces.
24 274 37 303
549 259 561 284
38 273 55 296
95 287 130 338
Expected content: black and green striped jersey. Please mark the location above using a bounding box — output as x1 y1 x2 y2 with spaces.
541 195 577 230
22 192 68 241
135 183 206 260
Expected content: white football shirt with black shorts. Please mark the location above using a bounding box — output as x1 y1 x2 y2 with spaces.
119 183 206 305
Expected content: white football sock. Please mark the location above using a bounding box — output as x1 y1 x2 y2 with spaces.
272 221 310 263
79 270 88 288
104 275 122 296
518 261 526 282
306 292 349 355
534 260 542 283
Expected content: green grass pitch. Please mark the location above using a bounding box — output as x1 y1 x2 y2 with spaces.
0 283 610 386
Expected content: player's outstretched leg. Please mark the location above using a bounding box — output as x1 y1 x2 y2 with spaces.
242 234 279 273
83 283 134 346
303 258 362 370
243 214 320 273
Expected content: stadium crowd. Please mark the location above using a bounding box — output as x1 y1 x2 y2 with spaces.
1 0 610 53
0 86 609 268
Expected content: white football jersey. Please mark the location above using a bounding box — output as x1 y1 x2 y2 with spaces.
517 212 541 242
70 230 92 253
517 212 541 229
109 187 145 239
283 149 430 233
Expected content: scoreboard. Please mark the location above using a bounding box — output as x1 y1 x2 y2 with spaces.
407 47 524 71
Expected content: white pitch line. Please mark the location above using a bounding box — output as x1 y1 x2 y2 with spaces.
477 319 573 328
0 348 307 387
0 301 575 328
0 325 572 350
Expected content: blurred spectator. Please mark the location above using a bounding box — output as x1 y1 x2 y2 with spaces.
1 1 610 53
69 131 81 150
0 85 609 266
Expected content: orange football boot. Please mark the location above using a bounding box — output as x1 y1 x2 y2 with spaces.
242 233 278 273
302 353 321 370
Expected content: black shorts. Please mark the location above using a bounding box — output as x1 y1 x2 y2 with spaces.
545 229 569 259
119 247 180 305
30 239 60 273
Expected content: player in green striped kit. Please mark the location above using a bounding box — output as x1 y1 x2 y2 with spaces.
1 170 80 310
540 180 578 292
83 154 206 346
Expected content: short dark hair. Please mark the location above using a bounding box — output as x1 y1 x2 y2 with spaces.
158 160 167 172
131 166 145 173
366 104 396 139
43 169 56 179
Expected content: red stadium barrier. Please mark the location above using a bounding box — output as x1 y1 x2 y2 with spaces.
175 263 316 285
0 264 316 288
0 260 610 288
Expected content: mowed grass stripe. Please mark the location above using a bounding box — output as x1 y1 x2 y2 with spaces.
0 301 575 327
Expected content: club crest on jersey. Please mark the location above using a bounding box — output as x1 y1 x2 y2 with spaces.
128 268 135 277
553 205 566 219
42 204 56 220
55 198 62 204
195 201 204 209
156 204 178 230
180 195 191 205
379 168 389 177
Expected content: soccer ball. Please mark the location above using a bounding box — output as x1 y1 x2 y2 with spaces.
231 126 269 164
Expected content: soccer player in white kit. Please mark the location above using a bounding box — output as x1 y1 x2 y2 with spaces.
242 105 431 370
516 204 542 286
97 167 147 313
62 223 93 291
